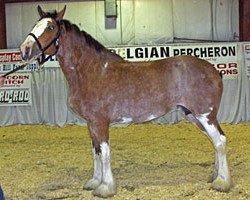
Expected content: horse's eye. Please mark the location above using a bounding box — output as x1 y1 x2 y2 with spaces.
48 25 55 31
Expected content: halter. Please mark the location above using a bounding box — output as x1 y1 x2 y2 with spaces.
28 19 61 65
0 19 61 78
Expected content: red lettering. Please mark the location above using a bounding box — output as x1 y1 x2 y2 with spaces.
219 69 238 75
17 79 24 84
5 75 29 80
4 79 24 85
23 75 29 79
245 45 250 50
217 63 227 69
228 63 237 68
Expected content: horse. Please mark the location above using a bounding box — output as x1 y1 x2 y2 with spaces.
20 6 231 198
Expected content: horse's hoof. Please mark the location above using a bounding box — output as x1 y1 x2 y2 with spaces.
93 183 116 198
83 178 101 191
211 176 231 192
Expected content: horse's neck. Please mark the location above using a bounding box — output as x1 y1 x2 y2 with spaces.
57 30 121 87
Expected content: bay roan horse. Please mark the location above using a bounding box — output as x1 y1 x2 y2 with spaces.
20 6 231 198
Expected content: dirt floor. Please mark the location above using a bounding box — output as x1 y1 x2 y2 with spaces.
0 122 249 200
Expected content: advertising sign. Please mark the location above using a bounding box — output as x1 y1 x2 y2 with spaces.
109 43 239 79
243 43 250 78
0 50 32 106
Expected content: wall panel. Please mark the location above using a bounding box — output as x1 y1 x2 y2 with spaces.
134 0 173 44
173 0 212 41
95 1 122 45
5 0 239 48
59 2 96 38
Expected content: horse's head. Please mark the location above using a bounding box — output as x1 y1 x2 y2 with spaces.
20 5 66 64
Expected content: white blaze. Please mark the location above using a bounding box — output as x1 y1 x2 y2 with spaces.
23 18 52 45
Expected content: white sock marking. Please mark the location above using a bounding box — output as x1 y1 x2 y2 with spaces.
100 142 114 186
93 148 102 181
197 113 230 182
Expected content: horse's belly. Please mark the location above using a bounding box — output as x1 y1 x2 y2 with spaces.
111 97 174 124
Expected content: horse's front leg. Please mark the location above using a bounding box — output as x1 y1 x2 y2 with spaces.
83 120 116 198
84 147 102 190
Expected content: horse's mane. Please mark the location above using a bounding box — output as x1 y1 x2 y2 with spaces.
41 11 106 52
61 19 105 52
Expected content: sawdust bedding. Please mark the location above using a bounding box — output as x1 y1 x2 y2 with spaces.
0 122 249 199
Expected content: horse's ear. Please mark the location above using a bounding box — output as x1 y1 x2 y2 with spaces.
37 5 46 18
57 6 66 21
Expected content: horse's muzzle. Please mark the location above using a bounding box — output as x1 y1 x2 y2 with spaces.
21 46 31 61
21 43 41 62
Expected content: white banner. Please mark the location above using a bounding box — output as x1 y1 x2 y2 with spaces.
0 73 32 106
0 49 41 73
0 49 33 106
109 43 239 79
243 43 250 79
109 46 170 61
171 43 239 79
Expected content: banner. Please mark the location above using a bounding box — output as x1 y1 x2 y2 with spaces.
109 43 239 79
0 50 32 106
0 49 40 73
243 43 250 79
172 43 239 79
0 73 32 106
110 46 170 61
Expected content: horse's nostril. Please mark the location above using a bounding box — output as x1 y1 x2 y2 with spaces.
25 47 30 55
21 47 30 61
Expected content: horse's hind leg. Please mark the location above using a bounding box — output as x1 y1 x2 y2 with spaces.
179 106 232 192
196 113 231 192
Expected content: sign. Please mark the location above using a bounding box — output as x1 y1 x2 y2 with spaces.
0 73 32 106
0 49 32 106
109 43 239 79
243 43 250 78
0 49 40 73
171 44 239 79
110 46 170 61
